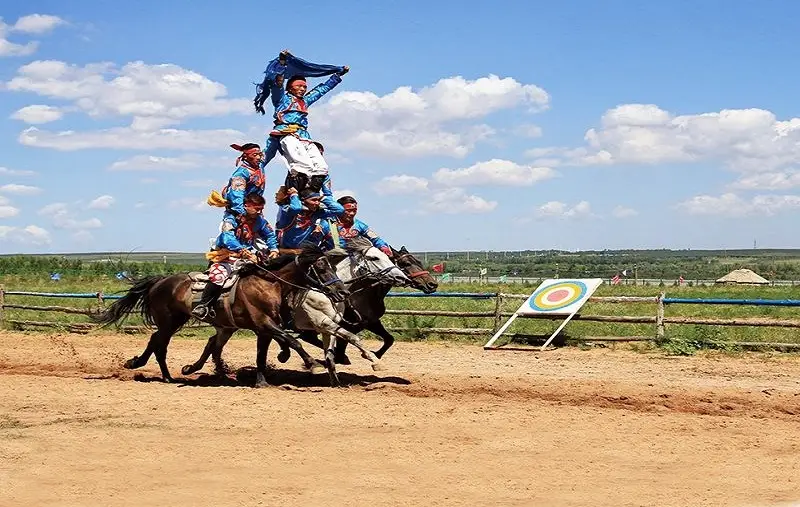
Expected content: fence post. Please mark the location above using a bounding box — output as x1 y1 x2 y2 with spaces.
492 293 503 333
0 284 5 328
656 291 666 341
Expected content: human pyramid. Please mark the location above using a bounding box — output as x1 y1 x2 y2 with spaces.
192 50 393 320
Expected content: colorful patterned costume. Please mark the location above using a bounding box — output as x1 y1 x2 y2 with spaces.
275 193 344 249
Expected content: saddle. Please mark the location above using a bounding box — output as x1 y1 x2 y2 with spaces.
187 271 242 326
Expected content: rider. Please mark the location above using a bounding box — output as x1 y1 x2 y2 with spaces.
264 57 349 194
275 187 345 250
207 143 266 217
333 196 393 256
192 193 280 320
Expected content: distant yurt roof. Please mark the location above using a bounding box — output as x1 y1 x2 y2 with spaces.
715 268 770 285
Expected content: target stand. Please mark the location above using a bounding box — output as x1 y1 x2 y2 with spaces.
484 278 603 351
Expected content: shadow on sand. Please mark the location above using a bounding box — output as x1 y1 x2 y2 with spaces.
133 366 411 389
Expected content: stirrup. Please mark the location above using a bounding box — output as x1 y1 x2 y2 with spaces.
192 305 215 320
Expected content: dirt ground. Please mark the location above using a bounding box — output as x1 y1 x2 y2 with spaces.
1 332 800 507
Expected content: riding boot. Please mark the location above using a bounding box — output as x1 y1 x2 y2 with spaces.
308 175 327 193
192 283 223 320
285 171 309 193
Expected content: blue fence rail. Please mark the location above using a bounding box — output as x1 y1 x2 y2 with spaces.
2 289 800 349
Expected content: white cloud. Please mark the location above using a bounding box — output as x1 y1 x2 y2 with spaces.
0 167 35 176
6 60 251 132
38 202 102 229
0 183 42 195
0 205 19 218
19 126 246 151
373 175 429 195
433 159 557 187
0 224 51 245
72 230 93 242
88 195 114 209
314 74 549 158
168 197 213 212
535 104 800 175
12 14 66 34
536 200 594 219
11 104 63 124
729 171 800 191
517 124 543 138
109 154 214 171
677 193 800 216
22 225 51 244
0 14 64 57
611 205 638 218
422 188 497 214
140 178 158 184
134 202 149 209
181 179 213 188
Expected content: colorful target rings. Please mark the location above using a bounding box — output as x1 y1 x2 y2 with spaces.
527 280 588 312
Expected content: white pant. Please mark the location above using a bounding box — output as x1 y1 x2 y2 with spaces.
280 136 328 177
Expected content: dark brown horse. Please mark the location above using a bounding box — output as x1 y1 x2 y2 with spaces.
93 245 348 386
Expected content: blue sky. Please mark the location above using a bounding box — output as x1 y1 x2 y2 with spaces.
2 1 800 254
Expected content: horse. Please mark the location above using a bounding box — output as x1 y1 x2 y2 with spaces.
183 237 410 386
299 243 439 364
93 244 349 387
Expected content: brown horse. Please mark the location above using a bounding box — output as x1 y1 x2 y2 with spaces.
93 244 348 387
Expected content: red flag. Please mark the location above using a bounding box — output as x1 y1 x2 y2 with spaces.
678 275 685 285
611 274 621 285
432 262 445 273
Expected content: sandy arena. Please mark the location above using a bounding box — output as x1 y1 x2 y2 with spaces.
1 331 799 506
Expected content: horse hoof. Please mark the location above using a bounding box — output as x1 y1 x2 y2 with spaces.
277 349 291 363
123 357 138 369
334 354 352 365
371 362 387 372
181 365 195 375
255 380 269 389
309 363 326 375
162 376 174 384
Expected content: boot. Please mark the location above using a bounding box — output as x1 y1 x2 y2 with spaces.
308 175 326 193
192 283 223 320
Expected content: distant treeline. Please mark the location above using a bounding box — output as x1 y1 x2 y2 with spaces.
2 249 800 281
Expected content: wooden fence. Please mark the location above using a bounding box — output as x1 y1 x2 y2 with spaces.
1 286 800 350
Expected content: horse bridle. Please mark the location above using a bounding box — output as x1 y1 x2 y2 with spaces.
393 253 431 288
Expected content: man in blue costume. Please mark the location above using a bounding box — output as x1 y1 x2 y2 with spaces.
207 143 266 218
275 187 345 250
192 193 280 321
332 196 393 256
254 50 348 195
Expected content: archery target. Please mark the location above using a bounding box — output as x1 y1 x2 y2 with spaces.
517 278 603 316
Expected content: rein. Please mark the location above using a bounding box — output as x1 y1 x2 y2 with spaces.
248 256 343 297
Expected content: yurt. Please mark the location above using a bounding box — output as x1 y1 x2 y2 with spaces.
714 268 770 285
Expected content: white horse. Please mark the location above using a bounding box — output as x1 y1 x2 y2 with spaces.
288 237 409 386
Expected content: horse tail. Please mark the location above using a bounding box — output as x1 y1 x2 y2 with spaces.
92 275 165 328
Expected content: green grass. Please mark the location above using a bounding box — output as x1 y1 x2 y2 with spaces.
2 276 800 352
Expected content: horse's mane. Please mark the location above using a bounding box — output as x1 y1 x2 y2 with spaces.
345 236 373 255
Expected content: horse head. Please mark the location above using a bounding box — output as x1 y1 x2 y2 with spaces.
391 246 439 294
343 236 409 286
296 242 350 303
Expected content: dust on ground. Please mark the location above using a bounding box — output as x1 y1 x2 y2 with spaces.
1 331 799 507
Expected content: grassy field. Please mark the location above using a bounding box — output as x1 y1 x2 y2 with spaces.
2 274 800 354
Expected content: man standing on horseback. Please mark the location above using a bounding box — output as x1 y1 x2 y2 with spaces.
193 193 280 320
262 50 348 195
275 187 345 250
333 196 393 256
